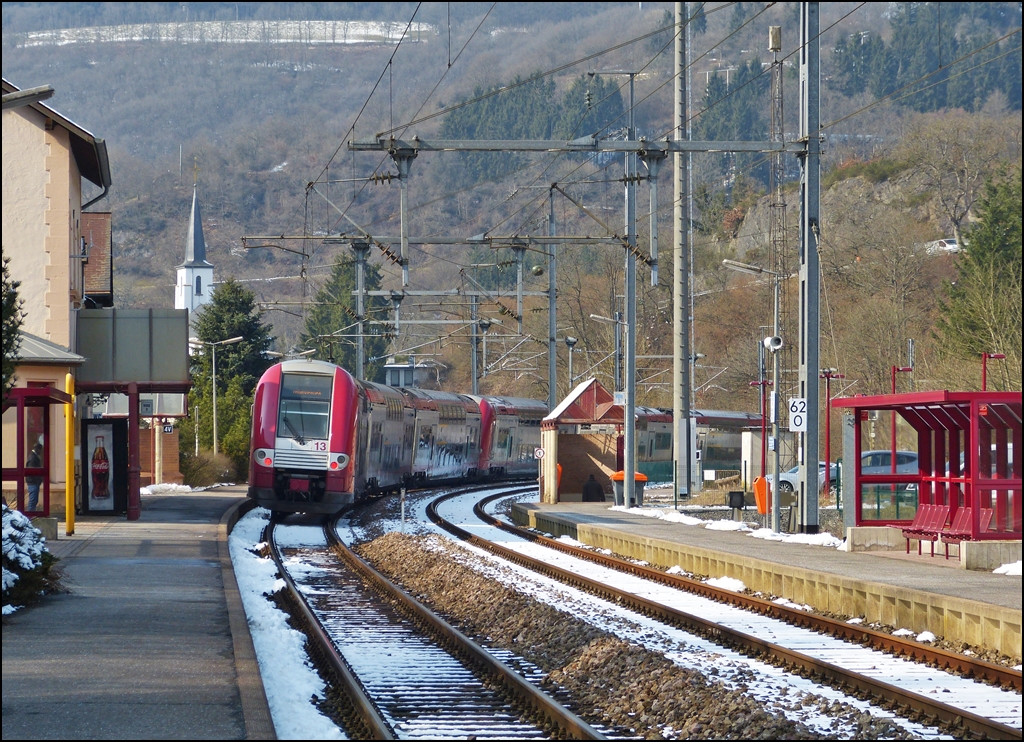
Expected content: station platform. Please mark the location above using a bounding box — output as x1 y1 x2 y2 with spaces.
512 501 1023 659
1 488 274 740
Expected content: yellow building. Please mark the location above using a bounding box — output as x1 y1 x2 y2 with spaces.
2 78 111 514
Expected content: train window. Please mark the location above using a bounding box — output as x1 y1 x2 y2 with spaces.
654 432 672 450
278 373 332 441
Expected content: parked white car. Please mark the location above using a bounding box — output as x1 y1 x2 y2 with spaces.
765 461 835 494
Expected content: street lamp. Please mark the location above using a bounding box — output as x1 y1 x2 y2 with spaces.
724 259 785 531
982 352 1005 392
820 368 845 500
478 318 492 381
565 336 578 387
189 336 244 455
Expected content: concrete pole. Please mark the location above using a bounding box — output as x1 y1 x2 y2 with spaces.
646 155 663 286
394 152 416 287
212 344 218 456
515 246 524 336
471 294 479 396
624 72 637 508
674 2 693 504
548 188 557 410
797 2 821 533
154 417 163 485
354 242 368 380
127 382 141 521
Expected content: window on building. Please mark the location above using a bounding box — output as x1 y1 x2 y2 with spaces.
195 276 202 295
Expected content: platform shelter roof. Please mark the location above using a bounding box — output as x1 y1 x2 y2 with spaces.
544 378 763 430
544 378 619 425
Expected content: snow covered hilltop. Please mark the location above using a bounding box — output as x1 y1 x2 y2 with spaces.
14 19 436 48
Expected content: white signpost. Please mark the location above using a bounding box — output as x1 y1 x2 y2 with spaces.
788 397 807 433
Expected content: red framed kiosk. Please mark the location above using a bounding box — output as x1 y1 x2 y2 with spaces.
832 391 1021 542
2 386 72 517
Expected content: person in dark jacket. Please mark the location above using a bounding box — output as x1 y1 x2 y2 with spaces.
581 473 605 502
26 442 43 512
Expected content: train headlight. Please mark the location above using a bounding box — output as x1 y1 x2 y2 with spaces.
330 453 350 471
255 449 274 467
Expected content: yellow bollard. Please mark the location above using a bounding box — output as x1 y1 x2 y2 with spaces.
65 373 75 536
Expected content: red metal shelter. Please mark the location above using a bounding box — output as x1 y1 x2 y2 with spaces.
832 391 1021 542
2 386 72 517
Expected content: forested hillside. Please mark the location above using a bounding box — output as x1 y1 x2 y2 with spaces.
3 2 1021 416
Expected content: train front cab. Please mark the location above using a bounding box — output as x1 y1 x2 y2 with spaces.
248 360 358 514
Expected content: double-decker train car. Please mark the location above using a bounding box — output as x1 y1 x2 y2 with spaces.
248 359 546 515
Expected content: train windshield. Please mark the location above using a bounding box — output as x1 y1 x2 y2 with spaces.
278 373 332 442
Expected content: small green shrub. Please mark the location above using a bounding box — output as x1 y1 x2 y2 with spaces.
179 451 237 487
824 158 906 189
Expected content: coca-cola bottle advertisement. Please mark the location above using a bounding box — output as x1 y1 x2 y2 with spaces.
88 425 114 511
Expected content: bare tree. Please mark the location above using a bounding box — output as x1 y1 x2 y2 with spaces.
896 113 1021 247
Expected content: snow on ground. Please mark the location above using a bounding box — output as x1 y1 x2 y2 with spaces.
611 503 846 548
706 576 746 592
229 508 345 740
2 504 48 614
140 483 192 495
993 560 1022 576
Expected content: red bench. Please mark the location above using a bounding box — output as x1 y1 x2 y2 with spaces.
901 504 950 556
941 507 994 560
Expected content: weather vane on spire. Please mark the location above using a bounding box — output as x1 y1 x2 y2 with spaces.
193 156 200 186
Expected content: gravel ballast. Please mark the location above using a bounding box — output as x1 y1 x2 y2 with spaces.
355 531 915 740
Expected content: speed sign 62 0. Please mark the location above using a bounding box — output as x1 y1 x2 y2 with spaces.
788 397 807 433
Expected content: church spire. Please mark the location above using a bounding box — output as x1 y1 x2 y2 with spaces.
180 184 212 268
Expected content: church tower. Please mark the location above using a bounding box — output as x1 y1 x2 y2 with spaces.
174 185 214 324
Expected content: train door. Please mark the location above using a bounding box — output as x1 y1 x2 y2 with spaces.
414 422 434 473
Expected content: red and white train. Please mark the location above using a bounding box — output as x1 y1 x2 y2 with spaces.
248 359 547 514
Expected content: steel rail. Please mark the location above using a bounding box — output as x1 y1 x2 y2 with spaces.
265 522 395 740
323 503 605 741
474 495 1023 691
425 489 1022 741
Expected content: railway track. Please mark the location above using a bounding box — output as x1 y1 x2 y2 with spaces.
265 514 604 740
421 487 1022 740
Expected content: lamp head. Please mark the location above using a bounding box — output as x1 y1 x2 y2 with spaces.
565 336 578 349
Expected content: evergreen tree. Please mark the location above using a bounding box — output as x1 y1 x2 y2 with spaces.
302 257 390 383
555 75 625 140
439 75 560 188
191 278 274 397
2 250 24 403
185 278 274 476
937 167 1022 387
694 59 769 186
690 3 707 36
832 31 884 98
